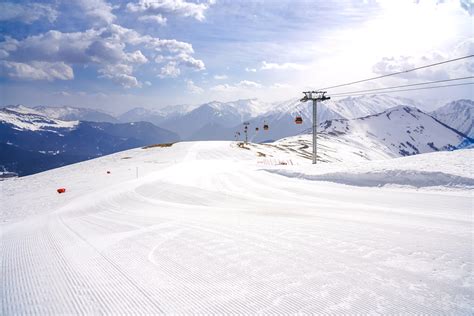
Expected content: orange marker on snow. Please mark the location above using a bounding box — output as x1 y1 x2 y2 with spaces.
57 188 66 194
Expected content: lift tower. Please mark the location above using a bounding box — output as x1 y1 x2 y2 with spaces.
300 91 330 164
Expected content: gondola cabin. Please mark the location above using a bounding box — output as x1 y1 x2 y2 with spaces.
295 116 303 124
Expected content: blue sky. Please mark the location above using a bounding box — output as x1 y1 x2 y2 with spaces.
0 0 472 113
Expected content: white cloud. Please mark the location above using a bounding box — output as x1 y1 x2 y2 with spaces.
0 2 58 24
127 0 214 22
245 67 257 72
211 80 262 92
125 50 148 64
372 49 474 81
52 91 72 97
186 80 203 94
271 83 292 89
160 62 180 78
110 74 141 88
237 80 262 88
261 61 305 71
0 24 205 85
210 83 234 92
0 61 73 81
214 74 228 80
76 0 116 24
174 53 205 70
98 64 142 88
138 14 167 25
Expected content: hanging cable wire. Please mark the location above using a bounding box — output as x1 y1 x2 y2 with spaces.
330 76 474 97
330 82 474 98
318 54 474 91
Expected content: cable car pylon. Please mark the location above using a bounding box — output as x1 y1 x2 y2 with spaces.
300 91 330 164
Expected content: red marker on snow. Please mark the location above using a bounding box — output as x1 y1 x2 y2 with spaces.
57 188 66 194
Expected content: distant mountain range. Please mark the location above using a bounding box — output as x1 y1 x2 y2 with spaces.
269 105 472 163
1 95 472 176
20 95 471 143
0 106 179 176
112 95 424 142
34 105 118 123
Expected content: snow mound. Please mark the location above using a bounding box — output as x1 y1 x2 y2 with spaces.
272 170 474 188
266 149 473 189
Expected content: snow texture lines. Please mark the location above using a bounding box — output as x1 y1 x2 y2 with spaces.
1 141 473 314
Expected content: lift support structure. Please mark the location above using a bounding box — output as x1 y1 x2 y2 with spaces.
300 91 331 164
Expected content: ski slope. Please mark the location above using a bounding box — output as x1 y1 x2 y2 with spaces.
1 141 473 314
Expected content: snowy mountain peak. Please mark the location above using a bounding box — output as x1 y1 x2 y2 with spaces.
0 106 78 132
157 103 198 116
201 99 270 118
33 105 118 123
431 99 474 137
320 105 471 157
371 105 423 120
5 104 44 116
324 94 420 120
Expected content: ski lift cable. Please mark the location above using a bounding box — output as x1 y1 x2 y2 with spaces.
330 76 474 97
293 84 473 135
293 81 473 135
318 54 474 91
330 82 474 98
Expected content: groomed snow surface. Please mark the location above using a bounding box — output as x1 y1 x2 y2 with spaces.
1 141 473 314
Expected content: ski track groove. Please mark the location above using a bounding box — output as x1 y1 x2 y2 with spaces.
58 214 166 314
2 142 472 314
70 172 471 313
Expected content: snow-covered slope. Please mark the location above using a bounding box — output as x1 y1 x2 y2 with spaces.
252 132 394 163
235 94 420 143
1 142 472 314
430 99 473 138
325 94 421 119
0 106 180 176
0 105 79 132
34 105 118 123
320 105 471 157
241 105 471 162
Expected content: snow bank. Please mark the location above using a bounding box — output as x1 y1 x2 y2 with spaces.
266 149 474 189
272 170 474 188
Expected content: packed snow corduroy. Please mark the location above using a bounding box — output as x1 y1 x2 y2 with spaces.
57 188 66 194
